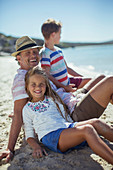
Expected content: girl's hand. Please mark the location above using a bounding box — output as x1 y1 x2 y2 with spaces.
27 137 48 159
32 147 48 158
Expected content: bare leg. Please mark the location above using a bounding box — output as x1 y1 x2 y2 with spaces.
75 118 113 142
89 76 113 108
83 74 105 91
77 78 91 89
58 125 113 164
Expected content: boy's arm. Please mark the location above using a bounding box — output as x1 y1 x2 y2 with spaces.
65 60 83 77
27 138 48 158
42 66 76 92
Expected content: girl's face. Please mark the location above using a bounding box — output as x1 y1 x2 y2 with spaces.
28 74 46 102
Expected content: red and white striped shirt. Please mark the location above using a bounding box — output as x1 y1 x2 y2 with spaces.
40 46 70 86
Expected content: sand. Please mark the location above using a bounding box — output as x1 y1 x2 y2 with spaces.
0 56 113 170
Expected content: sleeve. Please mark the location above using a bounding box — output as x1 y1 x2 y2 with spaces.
12 75 28 102
40 49 51 67
22 106 35 140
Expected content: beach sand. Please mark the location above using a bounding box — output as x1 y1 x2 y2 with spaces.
0 56 113 170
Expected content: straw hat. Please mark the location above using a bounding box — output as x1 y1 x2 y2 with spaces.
12 36 42 57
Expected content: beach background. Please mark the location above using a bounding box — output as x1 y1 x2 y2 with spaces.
0 45 113 169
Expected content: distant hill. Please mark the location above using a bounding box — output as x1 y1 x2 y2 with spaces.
0 33 113 56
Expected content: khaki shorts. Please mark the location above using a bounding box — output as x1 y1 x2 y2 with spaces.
71 94 105 122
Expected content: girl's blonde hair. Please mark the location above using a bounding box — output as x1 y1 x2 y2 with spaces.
25 66 68 120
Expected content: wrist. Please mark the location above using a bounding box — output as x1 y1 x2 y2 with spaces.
62 84 67 90
10 150 15 155
33 145 41 150
6 148 15 155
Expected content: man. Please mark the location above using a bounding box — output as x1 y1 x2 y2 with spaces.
0 36 61 162
0 36 42 162
0 36 109 162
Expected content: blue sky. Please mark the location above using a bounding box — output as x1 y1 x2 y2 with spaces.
0 0 113 42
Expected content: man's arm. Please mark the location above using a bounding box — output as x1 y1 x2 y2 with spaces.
42 66 76 92
0 98 28 162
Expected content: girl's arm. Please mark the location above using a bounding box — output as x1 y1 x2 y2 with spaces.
23 107 48 158
27 137 48 158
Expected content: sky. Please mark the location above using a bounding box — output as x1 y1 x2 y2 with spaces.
0 0 113 42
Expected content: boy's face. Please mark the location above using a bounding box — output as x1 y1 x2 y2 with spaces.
53 28 61 44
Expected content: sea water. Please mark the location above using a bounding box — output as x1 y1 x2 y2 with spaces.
63 44 113 77
0 44 113 78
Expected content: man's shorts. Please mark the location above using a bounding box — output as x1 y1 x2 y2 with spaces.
41 123 87 153
71 94 105 122
70 77 82 88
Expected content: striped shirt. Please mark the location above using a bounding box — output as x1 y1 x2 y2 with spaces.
12 69 28 102
40 46 70 86
11 68 84 116
11 68 57 102
56 88 85 114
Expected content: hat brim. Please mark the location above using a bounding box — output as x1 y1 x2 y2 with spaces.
11 45 42 57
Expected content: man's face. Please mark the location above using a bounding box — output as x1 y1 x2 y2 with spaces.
17 48 40 70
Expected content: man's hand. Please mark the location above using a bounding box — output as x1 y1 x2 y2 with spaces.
0 149 14 163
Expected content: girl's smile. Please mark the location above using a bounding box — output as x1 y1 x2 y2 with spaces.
28 74 46 102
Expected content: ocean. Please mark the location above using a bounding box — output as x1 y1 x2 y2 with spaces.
63 44 113 77
0 44 113 80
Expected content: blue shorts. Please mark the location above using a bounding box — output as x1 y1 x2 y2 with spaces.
41 123 87 153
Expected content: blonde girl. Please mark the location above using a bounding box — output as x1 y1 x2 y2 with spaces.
22 66 113 165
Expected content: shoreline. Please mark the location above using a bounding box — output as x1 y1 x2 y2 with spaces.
1 42 113 57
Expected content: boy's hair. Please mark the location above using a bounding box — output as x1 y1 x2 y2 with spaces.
25 66 69 120
41 18 62 40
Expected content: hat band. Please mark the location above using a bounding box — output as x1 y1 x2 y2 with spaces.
17 43 37 51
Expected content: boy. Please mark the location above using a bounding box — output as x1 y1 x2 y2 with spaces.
40 18 91 92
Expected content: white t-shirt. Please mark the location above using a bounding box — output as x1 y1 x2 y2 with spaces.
22 96 73 141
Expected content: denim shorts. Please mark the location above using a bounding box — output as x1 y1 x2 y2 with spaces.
41 122 87 153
